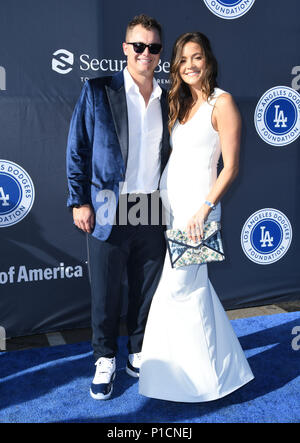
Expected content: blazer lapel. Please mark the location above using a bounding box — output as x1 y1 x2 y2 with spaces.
105 71 129 169
160 90 170 174
105 71 170 175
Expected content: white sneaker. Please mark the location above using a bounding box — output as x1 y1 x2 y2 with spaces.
90 357 116 400
126 352 141 378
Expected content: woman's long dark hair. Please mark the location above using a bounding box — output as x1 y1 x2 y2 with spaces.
168 32 218 133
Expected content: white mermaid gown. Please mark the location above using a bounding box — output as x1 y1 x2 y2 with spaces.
139 88 254 402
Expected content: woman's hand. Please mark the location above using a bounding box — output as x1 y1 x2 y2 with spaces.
186 204 211 242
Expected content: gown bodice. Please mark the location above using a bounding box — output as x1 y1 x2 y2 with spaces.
160 88 226 228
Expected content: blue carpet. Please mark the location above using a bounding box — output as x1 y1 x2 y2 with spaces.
0 311 299 423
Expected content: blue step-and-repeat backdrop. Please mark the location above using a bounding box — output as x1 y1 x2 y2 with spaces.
0 0 300 337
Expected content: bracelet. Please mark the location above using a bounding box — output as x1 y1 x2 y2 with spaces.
204 200 216 210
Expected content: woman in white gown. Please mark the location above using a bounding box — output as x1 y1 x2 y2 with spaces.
139 32 254 402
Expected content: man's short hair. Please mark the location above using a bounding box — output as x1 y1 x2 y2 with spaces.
126 14 162 42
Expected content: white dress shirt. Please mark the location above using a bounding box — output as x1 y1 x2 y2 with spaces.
121 67 163 194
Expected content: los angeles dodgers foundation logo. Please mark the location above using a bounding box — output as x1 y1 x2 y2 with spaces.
0 160 35 227
254 86 300 146
203 0 255 19
241 209 292 265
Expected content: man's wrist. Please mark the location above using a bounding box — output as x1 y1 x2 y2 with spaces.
71 203 89 209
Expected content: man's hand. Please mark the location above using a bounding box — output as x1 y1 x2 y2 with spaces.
73 204 95 234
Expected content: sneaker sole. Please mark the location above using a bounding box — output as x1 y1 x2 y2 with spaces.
90 386 113 400
126 366 139 378
90 372 115 400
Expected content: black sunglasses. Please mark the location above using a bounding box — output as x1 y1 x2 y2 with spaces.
126 42 162 55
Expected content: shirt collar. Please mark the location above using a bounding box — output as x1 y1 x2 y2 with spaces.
124 67 162 100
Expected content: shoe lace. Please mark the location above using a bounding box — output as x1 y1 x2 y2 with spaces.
132 352 142 365
95 357 114 374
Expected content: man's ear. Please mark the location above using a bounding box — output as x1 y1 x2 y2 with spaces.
122 42 128 56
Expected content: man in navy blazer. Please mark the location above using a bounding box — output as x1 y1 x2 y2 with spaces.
66 14 170 400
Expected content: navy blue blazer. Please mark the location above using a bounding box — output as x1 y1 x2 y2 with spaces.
66 70 171 241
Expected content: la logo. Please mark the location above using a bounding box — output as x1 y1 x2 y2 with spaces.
0 187 10 206
260 226 274 247
273 104 287 128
